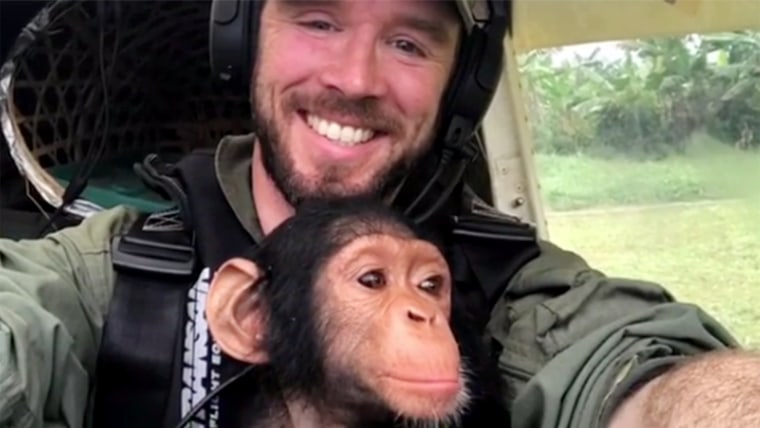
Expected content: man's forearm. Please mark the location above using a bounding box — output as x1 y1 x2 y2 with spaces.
606 370 666 428
608 350 760 428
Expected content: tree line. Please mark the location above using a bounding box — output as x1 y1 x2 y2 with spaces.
519 31 760 159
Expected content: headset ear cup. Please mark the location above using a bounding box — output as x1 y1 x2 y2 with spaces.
209 0 261 86
438 27 501 151
243 0 266 84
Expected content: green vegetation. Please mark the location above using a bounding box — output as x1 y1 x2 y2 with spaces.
546 198 760 348
520 31 760 159
536 135 760 211
518 30 760 348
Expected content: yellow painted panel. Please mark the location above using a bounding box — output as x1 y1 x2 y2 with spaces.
512 0 760 52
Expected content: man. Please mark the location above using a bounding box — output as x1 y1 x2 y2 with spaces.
0 0 757 427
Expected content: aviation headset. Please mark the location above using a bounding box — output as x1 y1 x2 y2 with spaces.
208 0 511 222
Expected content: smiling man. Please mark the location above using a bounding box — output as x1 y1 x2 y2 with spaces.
0 0 758 428
249 0 461 229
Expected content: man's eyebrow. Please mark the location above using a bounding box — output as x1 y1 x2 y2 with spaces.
275 0 457 45
278 0 339 11
397 15 456 45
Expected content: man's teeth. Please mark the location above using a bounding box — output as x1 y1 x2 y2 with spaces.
306 114 375 146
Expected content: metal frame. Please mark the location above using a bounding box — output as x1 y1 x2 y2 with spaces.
481 34 549 239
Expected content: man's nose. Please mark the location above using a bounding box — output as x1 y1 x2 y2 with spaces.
319 34 389 99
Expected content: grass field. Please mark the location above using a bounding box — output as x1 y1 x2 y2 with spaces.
536 140 760 347
537 135 760 211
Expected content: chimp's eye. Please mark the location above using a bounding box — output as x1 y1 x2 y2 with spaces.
358 270 385 289
419 275 443 294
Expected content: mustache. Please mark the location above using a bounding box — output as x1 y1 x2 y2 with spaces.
285 91 403 135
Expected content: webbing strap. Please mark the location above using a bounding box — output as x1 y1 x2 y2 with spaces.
172 150 255 270
452 211 540 309
93 150 257 428
93 211 197 427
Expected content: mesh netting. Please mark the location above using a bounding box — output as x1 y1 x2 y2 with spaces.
0 0 252 214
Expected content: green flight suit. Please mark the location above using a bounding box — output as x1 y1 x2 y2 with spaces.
0 135 739 428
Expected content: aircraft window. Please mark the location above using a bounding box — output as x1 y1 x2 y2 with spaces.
519 31 760 347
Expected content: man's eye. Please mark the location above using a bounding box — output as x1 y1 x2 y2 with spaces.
301 20 336 32
358 270 385 289
392 39 425 57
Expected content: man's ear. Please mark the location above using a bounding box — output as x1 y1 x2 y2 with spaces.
207 257 269 364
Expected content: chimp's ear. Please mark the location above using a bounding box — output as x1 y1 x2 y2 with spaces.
207 258 269 364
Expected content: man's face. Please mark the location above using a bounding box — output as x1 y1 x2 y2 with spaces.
253 0 461 204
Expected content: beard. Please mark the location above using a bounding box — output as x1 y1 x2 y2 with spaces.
250 73 432 206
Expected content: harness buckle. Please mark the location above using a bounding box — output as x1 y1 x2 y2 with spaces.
112 235 196 277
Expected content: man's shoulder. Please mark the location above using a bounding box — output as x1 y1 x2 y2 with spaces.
509 238 671 299
500 239 738 428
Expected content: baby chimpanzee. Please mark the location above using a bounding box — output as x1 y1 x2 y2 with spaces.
204 196 511 428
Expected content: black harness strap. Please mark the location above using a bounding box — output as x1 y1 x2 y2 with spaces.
93 150 255 428
172 149 255 269
445 211 540 337
93 210 196 428
452 211 539 309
